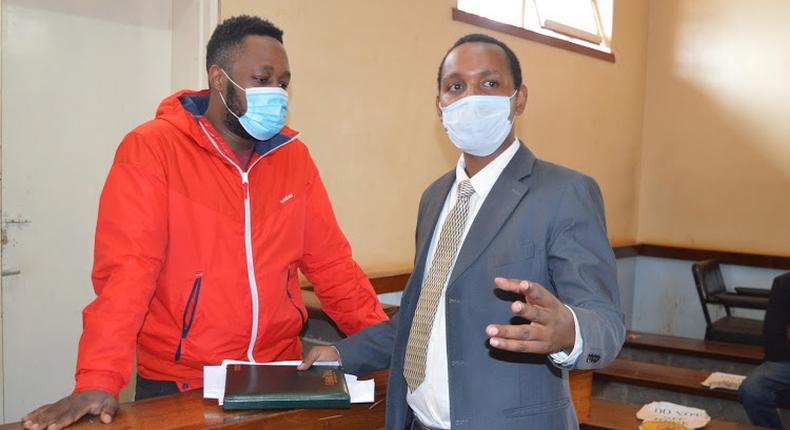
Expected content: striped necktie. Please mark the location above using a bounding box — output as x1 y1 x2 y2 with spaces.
403 179 476 392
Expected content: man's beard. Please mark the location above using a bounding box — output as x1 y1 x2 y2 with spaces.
223 84 255 141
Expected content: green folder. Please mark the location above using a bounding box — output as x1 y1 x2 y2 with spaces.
222 364 351 410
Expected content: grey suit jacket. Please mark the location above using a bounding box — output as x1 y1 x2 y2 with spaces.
336 143 625 430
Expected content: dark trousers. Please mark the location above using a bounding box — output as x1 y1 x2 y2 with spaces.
739 360 790 428
135 375 180 401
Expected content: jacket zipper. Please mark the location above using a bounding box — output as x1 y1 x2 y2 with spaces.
175 272 203 361
198 121 298 362
285 266 306 328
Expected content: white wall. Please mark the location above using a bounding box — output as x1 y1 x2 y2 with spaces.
1 0 173 421
637 0 790 256
629 257 785 338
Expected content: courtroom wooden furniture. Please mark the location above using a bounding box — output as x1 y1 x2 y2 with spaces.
1 369 590 429
570 370 593 422
692 260 766 345
611 244 790 271
301 289 399 320
581 399 770 430
624 331 764 364
596 358 790 409
595 358 739 401
301 272 410 295
0 372 389 430
300 244 790 297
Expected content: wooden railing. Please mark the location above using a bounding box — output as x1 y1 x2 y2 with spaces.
313 243 790 296
612 243 790 270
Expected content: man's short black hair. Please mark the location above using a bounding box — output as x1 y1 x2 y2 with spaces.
206 15 284 72
436 33 522 91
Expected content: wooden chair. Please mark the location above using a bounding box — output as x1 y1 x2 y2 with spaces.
692 260 766 345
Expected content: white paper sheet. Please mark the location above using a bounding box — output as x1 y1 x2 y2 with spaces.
203 359 375 405
700 372 746 391
636 401 711 429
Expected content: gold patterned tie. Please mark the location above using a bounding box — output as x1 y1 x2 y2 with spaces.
403 179 476 392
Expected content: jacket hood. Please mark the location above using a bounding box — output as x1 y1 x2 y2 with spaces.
155 89 299 157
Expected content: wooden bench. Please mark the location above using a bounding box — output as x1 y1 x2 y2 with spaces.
301 289 399 320
581 399 770 430
595 358 790 409
595 358 741 401
625 331 764 364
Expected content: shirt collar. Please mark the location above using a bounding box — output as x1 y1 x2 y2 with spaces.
455 138 520 201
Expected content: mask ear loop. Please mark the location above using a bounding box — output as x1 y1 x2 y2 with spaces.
507 88 519 122
218 69 245 119
221 69 246 92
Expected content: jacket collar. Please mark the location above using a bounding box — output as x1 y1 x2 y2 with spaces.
178 92 300 159
415 142 537 290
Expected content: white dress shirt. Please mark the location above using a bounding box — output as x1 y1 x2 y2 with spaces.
406 139 584 429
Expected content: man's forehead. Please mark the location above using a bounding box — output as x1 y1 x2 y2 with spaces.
237 34 285 56
442 42 509 77
232 35 289 69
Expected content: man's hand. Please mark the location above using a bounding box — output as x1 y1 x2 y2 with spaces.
486 277 575 355
21 390 118 430
297 346 340 370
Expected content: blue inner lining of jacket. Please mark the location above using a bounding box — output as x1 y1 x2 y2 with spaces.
179 94 292 156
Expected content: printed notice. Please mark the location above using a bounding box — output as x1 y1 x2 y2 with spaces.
636 401 710 429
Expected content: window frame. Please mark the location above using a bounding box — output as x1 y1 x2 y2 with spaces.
451 4 615 63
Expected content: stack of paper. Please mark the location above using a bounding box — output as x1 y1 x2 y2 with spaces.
203 359 375 405
636 401 710 429
701 372 746 391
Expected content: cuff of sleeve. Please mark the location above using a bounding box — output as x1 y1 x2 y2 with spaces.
74 371 123 399
549 305 584 367
330 345 343 367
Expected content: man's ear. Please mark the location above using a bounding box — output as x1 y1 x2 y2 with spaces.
515 84 528 115
208 65 225 92
435 96 443 118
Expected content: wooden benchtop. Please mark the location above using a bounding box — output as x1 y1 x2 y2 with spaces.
0 372 389 430
301 289 399 320
582 399 770 430
594 358 738 401
625 331 764 364
6 369 762 430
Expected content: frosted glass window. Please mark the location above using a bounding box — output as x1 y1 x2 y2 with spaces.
457 0 524 27
534 0 603 44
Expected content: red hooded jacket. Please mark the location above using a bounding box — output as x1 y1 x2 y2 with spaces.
74 90 388 396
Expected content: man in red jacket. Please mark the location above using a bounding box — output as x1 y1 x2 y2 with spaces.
22 15 387 430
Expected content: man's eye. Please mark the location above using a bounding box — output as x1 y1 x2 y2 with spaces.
483 80 500 88
254 76 270 84
279 82 289 89
448 83 463 91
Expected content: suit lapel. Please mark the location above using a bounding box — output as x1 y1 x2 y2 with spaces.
447 143 537 288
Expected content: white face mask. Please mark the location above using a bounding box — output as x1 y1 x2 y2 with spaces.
440 91 517 157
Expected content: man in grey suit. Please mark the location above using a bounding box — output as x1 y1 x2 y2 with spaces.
301 33 624 430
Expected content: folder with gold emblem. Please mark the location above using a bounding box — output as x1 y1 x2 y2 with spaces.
222 364 351 410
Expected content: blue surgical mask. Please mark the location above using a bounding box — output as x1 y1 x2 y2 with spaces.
440 91 517 157
219 69 288 141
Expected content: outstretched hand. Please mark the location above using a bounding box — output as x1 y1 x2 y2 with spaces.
22 390 118 430
486 277 575 355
